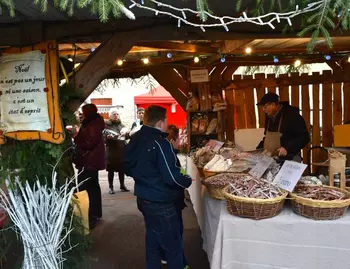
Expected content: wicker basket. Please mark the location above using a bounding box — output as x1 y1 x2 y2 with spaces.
201 175 229 200
222 186 288 220
290 185 350 220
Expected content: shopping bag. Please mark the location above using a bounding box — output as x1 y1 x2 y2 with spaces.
71 191 90 235
328 149 347 189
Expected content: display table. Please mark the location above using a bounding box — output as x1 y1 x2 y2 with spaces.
186 157 350 269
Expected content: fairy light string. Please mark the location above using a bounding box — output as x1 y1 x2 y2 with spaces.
129 0 324 31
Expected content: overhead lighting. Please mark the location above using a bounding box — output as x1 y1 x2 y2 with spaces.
294 59 302 67
68 57 73 62
167 53 173 59
325 55 331 61
194 56 200 63
347 56 350 63
245 47 252 54
273 56 279 63
142 58 150 65
220 56 226 63
74 63 81 68
117 59 123 66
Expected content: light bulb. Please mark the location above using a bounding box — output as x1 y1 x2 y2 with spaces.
194 56 200 63
117 59 123 66
294 59 301 67
273 56 279 63
348 56 350 63
325 55 331 61
220 56 226 63
142 58 150 65
167 53 172 59
245 47 252 54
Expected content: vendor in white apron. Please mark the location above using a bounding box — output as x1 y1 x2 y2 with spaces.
256 92 310 161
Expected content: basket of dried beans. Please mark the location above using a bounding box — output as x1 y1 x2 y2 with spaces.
222 175 288 220
290 185 350 220
202 173 242 200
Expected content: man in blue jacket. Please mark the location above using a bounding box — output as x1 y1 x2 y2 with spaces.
124 105 192 269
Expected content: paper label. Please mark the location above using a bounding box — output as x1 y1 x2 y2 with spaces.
273 160 307 192
190 69 209 83
206 139 224 152
249 155 274 179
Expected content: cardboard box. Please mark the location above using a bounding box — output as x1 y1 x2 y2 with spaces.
334 124 350 147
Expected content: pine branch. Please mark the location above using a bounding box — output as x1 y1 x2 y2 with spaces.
196 0 211 22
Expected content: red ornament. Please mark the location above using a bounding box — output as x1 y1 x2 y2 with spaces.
47 128 52 133
41 49 47 54
44 87 49 92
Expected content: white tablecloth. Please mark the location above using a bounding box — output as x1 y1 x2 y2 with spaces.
186 157 350 269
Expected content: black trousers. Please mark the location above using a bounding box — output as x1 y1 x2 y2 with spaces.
77 169 102 221
108 170 126 189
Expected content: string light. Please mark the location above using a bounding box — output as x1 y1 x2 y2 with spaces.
117 59 124 66
194 56 200 63
294 59 302 67
325 55 331 60
273 56 279 63
348 56 350 63
142 58 150 64
245 47 252 54
128 0 323 32
167 53 173 59
220 56 226 63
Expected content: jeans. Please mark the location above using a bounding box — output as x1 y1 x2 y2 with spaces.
137 198 187 269
77 169 102 223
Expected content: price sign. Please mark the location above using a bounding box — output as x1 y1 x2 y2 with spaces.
206 139 224 152
249 155 274 179
273 161 307 192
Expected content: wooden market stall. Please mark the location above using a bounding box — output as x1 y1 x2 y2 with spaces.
2 1 350 269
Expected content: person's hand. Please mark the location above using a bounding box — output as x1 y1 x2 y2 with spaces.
277 147 288 157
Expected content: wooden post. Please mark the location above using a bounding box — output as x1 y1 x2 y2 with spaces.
71 31 143 107
150 67 189 110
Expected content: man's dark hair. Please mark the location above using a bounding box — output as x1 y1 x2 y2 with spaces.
144 105 167 127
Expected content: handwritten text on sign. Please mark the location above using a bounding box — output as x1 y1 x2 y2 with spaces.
0 51 50 132
249 155 274 179
273 161 307 192
190 69 209 83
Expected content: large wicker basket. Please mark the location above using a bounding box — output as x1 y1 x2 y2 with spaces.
290 185 350 220
222 186 288 220
202 175 229 200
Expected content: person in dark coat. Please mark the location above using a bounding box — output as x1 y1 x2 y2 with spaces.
124 106 192 269
105 108 129 193
74 103 106 230
256 92 310 160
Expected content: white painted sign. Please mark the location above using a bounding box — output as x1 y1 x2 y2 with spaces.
0 51 50 132
273 160 307 192
190 69 209 83
249 155 274 179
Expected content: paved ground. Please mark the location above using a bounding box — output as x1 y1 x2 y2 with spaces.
88 171 210 269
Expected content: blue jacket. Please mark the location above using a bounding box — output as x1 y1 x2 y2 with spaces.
124 125 192 203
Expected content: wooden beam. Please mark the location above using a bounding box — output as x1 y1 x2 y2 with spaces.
72 31 143 104
150 67 189 110
221 40 254 54
136 41 218 53
3 19 350 47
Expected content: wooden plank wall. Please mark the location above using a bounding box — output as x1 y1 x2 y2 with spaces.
225 71 350 165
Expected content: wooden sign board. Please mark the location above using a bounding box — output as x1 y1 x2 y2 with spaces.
0 41 65 144
190 69 209 83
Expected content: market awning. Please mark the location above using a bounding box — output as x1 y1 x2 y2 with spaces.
134 85 177 105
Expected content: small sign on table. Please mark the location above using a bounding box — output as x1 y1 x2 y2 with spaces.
249 155 274 179
273 161 307 192
206 139 224 152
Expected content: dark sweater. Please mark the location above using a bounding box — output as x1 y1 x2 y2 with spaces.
257 102 310 156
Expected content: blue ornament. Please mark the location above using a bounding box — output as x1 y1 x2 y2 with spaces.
167 53 172 59
273 57 279 63
325 55 331 60
220 56 226 63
